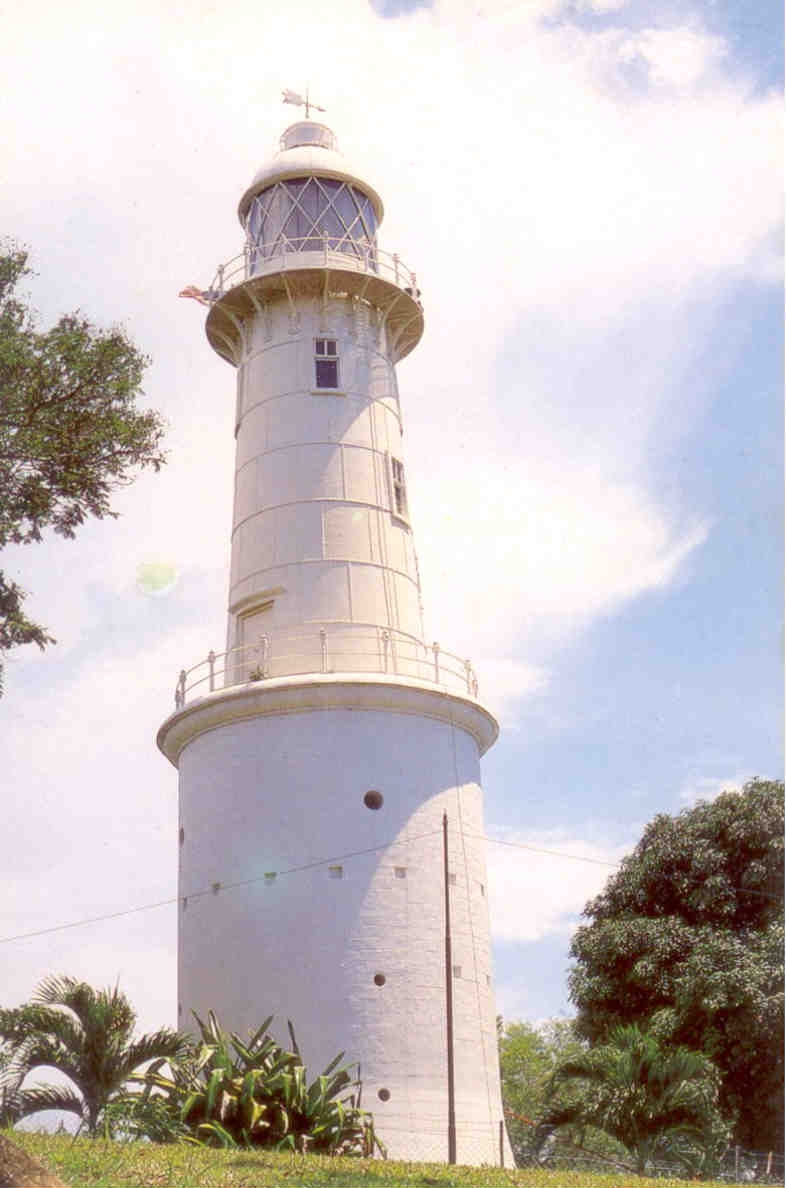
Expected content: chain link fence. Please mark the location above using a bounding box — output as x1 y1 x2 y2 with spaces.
512 1143 784 1183
364 1110 786 1183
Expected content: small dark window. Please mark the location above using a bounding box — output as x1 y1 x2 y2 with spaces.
328 865 344 879
364 790 384 810
391 457 408 519
374 973 386 987
394 866 407 879
448 872 457 886
315 338 339 388
179 826 185 845
378 1088 391 1102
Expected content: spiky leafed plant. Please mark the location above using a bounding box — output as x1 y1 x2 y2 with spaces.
540 1023 727 1176
0 975 187 1136
134 1010 383 1155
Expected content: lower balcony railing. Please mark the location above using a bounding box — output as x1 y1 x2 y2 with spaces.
207 237 421 302
173 623 478 709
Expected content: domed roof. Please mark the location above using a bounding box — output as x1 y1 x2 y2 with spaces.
237 121 384 225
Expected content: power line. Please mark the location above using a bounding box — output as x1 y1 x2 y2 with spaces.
475 832 782 898
0 895 178 947
476 833 620 867
0 825 780 946
0 829 443 947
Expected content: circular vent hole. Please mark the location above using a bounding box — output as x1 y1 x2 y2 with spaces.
374 973 386 987
377 1088 391 1102
363 790 384 810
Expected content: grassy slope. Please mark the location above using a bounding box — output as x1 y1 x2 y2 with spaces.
6 1132 741 1188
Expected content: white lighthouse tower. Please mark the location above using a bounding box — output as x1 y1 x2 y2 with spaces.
158 114 512 1164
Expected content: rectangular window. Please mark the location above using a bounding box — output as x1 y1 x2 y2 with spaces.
390 457 408 520
328 864 344 879
315 338 339 388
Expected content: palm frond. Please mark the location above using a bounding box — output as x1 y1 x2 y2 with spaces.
33 974 85 1006
6 1033 83 1092
117 1028 189 1076
34 975 136 1047
6 1082 85 1123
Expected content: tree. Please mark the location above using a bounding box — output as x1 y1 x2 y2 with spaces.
499 1019 586 1163
569 779 784 1151
542 1024 726 1176
0 975 186 1135
0 245 165 690
499 1018 634 1169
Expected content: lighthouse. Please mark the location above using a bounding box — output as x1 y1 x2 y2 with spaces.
158 114 512 1164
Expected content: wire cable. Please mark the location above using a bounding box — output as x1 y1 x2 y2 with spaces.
0 828 443 946
473 831 620 867
0 824 780 944
471 831 784 897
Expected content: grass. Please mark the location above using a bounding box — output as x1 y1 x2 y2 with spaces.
4 1131 747 1188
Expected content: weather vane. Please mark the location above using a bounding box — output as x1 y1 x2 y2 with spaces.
282 87 326 119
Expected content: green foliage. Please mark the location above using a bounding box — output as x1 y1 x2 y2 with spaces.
542 1024 727 1177
0 975 186 1136
99 1091 192 1144
569 779 784 1150
131 1010 383 1156
0 244 165 689
499 1020 632 1170
500 1020 578 1160
500 1019 574 1124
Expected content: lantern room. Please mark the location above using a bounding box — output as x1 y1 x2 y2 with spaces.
238 121 383 269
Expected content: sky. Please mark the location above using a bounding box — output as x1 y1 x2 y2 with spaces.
0 0 782 1057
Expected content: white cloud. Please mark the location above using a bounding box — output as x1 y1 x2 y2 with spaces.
618 26 727 91
579 0 628 11
415 452 709 660
474 659 549 723
679 770 754 804
486 827 630 943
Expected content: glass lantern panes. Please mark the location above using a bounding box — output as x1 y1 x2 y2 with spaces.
246 177 378 271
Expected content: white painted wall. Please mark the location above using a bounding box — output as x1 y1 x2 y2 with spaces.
174 690 508 1163
226 296 425 678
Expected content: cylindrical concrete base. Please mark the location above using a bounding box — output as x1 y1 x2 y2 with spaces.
158 676 512 1164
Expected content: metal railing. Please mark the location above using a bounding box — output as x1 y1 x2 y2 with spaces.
208 237 421 302
173 623 478 709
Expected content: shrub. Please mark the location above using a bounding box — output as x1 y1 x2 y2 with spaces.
128 1011 384 1155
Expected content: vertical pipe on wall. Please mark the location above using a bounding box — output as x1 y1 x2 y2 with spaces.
443 811 457 1164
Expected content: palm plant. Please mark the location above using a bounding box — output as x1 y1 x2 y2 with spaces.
133 1010 383 1154
540 1023 727 1176
0 975 186 1136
